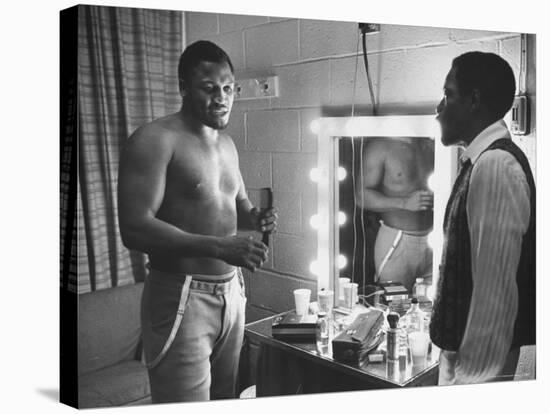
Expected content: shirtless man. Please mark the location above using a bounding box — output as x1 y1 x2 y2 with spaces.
117 41 276 403
355 137 434 292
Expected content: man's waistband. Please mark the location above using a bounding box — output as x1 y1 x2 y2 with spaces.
379 220 432 237
147 264 237 283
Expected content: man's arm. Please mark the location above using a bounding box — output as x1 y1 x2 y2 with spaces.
354 140 432 212
117 126 267 271
454 150 530 384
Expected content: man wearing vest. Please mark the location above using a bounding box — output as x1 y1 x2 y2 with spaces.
430 51 536 385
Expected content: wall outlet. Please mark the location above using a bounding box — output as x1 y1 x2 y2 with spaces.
235 75 279 100
510 95 529 135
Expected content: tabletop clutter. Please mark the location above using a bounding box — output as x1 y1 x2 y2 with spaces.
271 278 434 369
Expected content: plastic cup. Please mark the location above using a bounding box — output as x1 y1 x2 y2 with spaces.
342 282 358 309
408 331 430 366
338 278 350 304
317 289 334 313
293 289 311 316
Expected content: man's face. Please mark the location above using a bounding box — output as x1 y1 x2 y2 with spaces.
435 66 472 146
183 61 235 130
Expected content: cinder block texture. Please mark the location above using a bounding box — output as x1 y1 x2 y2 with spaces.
272 153 317 195
226 110 246 150
273 191 302 235
501 36 521 93
271 60 330 108
330 42 498 107
245 20 299 69
273 233 316 279
300 20 358 60
448 28 514 43
233 96 271 112
249 270 302 312
268 16 291 23
219 13 268 33
239 152 271 189
185 12 218 43
246 110 300 152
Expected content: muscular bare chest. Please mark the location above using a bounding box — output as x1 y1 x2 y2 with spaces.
165 138 240 203
383 139 434 190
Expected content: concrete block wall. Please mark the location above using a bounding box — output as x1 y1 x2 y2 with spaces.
185 12 536 323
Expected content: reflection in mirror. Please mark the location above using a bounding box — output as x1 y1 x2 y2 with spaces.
314 115 454 312
338 137 434 298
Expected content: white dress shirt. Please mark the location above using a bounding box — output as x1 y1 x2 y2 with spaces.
438 120 531 385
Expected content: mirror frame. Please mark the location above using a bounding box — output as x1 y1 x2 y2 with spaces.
314 115 457 308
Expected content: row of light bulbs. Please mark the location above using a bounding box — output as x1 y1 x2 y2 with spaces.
309 166 347 276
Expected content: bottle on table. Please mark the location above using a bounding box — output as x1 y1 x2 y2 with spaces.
412 277 427 299
403 297 425 333
316 311 330 354
403 298 431 366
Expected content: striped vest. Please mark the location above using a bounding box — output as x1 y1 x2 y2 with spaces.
430 138 536 351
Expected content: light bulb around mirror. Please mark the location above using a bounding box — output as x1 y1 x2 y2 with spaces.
309 214 320 230
338 211 346 226
338 167 347 181
338 255 347 269
309 168 320 182
427 173 435 192
310 119 320 135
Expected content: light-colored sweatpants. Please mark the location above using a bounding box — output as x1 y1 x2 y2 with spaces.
374 222 432 292
141 267 246 403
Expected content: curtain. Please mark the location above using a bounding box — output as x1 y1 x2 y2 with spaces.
74 5 182 293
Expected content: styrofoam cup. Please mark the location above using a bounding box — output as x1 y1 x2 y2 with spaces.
293 289 311 316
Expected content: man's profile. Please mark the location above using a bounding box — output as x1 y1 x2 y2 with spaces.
430 51 535 385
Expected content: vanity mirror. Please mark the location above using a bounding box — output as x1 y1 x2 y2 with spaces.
313 115 457 309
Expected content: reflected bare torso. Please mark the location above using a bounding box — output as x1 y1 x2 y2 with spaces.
150 114 240 274
377 137 434 231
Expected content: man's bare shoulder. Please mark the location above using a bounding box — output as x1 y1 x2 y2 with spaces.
121 114 187 167
128 114 183 145
218 131 238 151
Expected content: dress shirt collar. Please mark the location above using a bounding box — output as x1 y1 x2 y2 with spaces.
461 119 511 165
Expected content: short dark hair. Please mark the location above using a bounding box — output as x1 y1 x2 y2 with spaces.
177 40 234 92
452 51 516 121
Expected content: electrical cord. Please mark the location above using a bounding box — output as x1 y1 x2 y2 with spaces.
361 29 377 116
350 28 361 284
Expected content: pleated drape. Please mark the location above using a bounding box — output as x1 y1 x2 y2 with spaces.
74 5 182 293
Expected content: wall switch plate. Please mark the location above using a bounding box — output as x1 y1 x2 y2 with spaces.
235 75 279 100
510 95 529 135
